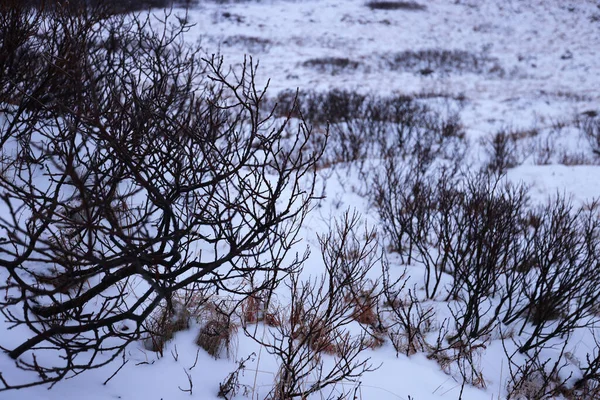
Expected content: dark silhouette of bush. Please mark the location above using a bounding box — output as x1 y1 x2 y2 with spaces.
0 2 322 391
366 1 426 11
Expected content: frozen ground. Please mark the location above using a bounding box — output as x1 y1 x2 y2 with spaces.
1 0 600 399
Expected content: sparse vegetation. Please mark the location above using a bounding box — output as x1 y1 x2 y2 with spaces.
302 57 361 75
222 35 273 53
386 49 505 76
366 1 426 11
245 211 380 399
580 113 600 157
2 0 600 398
484 128 521 173
0 1 322 391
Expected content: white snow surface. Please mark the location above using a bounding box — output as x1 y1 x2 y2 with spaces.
2 0 600 399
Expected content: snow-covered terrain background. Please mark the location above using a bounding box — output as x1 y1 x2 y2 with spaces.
2 0 600 399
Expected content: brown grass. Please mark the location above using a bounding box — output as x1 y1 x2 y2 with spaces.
196 316 237 359
143 303 190 354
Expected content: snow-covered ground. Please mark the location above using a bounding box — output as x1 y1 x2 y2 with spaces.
2 0 600 399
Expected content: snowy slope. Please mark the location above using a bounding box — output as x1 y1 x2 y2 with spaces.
2 1 600 399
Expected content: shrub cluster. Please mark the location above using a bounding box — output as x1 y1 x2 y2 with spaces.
373 160 600 396
386 49 505 77
366 1 426 11
0 2 322 392
269 89 465 170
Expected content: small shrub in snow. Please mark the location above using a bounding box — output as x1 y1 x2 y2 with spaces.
505 342 573 400
143 301 191 354
579 113 600 157
366 1 426 11
381 275 435 356
196 314 237 359
246 211 379 399
374 163 600 358
270 89 465 172
222 35 272 53
484 128 521 173
386 49 505 77
506 197 600 354
302 57 361 75
218 354 254 399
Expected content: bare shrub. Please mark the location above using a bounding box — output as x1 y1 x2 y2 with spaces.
143 300 191 354
504 341 573 400
484 128 520 173
196 314 237 359
381 271 435 356
375 159 600 352
288 89 465 170
443 176 530 343
302 57 361 75
386 49 504 77
366 1 426 11
568 331 600 398
266 89 466 171
20 0 194 14
0 3 323 391
218 353 254 399
579 114 600 157
269 89 367 124
372 163 463 299
222 35 272 53
508 198 600 354
247 211 379 399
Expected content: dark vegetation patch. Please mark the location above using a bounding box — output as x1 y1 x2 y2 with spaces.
267 89 465 169
539 90 593 102
302 57 361 75
483 128 522 173
5 2 600 396
579 113 600 157
386 49 505 76
20 0 197 14
222 35 272 53
366 1 426 11
268 89 368 124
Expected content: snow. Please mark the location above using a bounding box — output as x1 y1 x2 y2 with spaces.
2 0 600 399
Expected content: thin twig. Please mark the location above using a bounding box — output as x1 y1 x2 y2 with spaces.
103 359 129 386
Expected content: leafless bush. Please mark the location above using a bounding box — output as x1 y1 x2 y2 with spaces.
0 2 45 107
143 299 191 354
484 128 521 173
443 176 530 342
0 3 323 391
196 314 237 359
386 49 504 77
222 35 272 53
366 1 426 11
246 211 379 399
375 158 600 353
506 198 600 354
19 0 194 14
372 163 468 299
372 159 439 266
268 89 367 124
504 340 573 400
302 57 361 75
271 89 465 171
218 353 254 399
569 330 600 398
579 114 600 157
381 270 435 356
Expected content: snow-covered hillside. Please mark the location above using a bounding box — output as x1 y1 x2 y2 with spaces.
2 1 600 399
